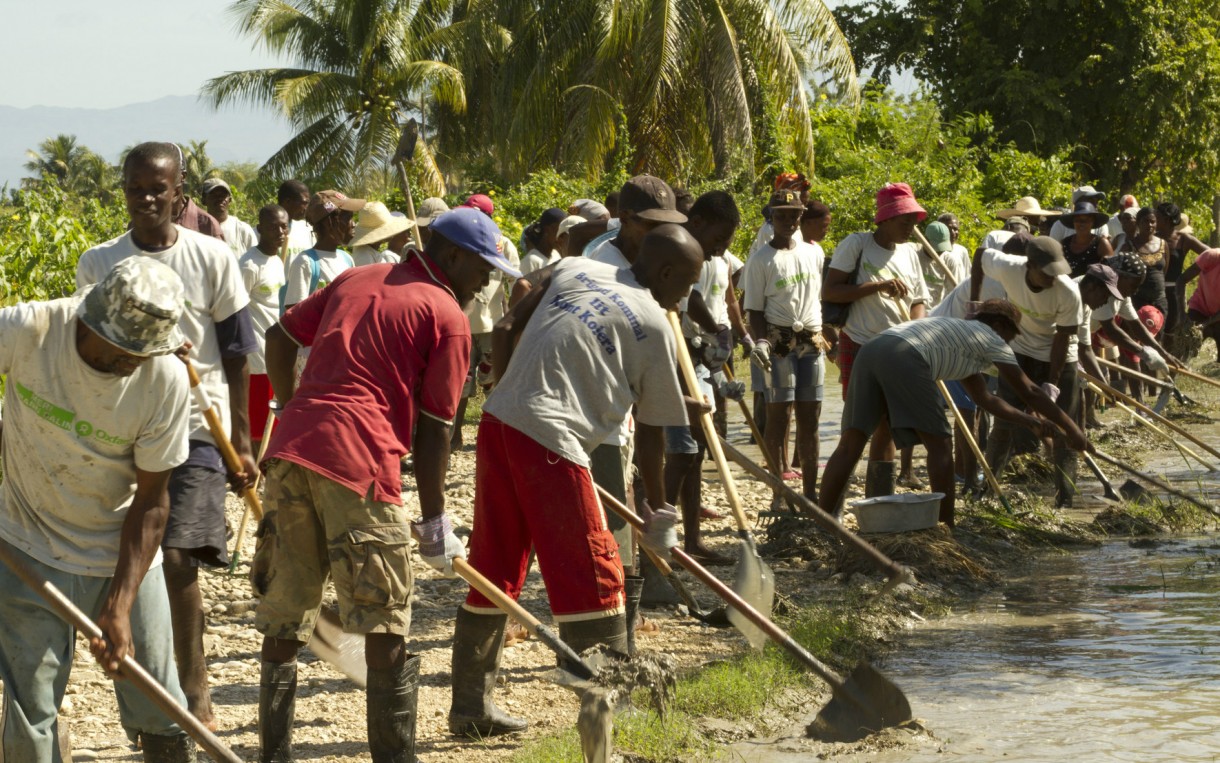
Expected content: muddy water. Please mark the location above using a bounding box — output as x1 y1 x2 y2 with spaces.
736 538 1220 762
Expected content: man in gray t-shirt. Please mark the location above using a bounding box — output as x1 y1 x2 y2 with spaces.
448 226 701 739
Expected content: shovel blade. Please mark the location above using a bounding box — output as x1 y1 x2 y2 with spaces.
726 534 776 650
807 661 913 742
309 609 368 687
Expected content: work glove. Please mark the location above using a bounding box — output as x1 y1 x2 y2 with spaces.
1139 346 1170 375
702 326 733 368
640 500 679 561
749 339 773 373
1040 382 1061 403
717 378 746 401
412 513 465 577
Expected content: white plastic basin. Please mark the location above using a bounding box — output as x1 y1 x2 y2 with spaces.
848 492 945 533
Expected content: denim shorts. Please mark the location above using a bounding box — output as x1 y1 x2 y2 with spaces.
765 345 825 404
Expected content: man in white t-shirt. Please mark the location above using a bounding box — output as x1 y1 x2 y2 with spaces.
743 189 827 506
971 237 1096 506
820 301 1089 527
823 182 932 498
283 190 364 308
277 179 314 259
239 204 289 449
450 226 697 738
201 178 257 257
0 258 194 761
76 142 259 730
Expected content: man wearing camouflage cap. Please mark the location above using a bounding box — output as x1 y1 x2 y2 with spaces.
0 258 196 762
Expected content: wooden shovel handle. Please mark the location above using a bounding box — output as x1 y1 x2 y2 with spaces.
1172 364 1220 392
0 542 242 763
667 312 750 534
913 229 958 289
182 359 264 520
1082 370 1220 464
721 363 785 481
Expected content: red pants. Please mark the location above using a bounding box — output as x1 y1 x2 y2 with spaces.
838 331 862 392
463 414 625 621
249 374 276 445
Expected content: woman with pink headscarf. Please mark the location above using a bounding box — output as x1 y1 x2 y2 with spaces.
821 183 932 500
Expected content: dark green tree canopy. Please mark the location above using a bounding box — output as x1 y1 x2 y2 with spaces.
835 0 1220 200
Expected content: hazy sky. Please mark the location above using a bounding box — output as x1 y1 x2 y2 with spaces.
4 0 285 109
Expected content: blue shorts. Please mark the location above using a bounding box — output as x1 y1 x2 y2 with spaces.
765 347 825 404
666 366 713 455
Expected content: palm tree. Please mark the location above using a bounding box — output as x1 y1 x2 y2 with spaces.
182 140 222 193
24 135 90 188
202 0 467 193
435 0 859 182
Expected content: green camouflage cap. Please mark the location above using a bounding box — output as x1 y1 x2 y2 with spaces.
78 257 186 357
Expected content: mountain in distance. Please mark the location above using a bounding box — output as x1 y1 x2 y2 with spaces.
0 94 296 190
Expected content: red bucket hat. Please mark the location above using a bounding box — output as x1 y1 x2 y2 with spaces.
874 182 927 224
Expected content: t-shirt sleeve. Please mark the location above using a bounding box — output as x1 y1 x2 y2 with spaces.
416 319 470 424
632 330 688 428
284 254 312 306
1056 281 1084 328
725 252 744 275
75 251 99 290
215 307 258 359
134 365 191 473
828 233 863 274
1197 250 1220 273
209 246 252 322
0 302 37 376
983 331 1018 367
980 249 1023 292
740 253 767 312
1118 297 1139 321
240 258 257 295
278 278 333 347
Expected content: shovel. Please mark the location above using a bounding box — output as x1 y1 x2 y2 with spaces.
0 540 243 763
182 358 368 686
1081 451 1124 503
597 489 913 741
1095 356 1200 408
452 558 614 762
1092 449 1220 517
1082 370 1220 468
668 312 774 649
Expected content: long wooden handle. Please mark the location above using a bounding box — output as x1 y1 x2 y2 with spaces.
1172 365 1220 392
935 379 1007 500
0 542 242 763
1081 370 1220 465
594 485 847 689
721 363 785 481
183 360 265 520
1085 381 1211 469
452 559 594 680
395 160 423 250
1094 356 1172 389
668 312 751 534
1092 449 1219 516
913 229 958 289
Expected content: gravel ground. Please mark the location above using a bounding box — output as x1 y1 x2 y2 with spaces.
30 420 810 762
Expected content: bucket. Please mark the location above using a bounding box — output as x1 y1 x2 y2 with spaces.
848 493 944 533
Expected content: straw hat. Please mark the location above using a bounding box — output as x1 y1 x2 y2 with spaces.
350 201 414 248
995 196 1057 220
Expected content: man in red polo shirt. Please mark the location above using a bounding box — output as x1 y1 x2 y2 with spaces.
253 207 520 763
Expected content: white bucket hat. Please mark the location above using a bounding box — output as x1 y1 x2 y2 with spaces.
350 201 415 248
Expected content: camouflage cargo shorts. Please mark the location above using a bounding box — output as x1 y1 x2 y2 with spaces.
252 459 414 640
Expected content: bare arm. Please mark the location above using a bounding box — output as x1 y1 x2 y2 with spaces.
724 276 748 339
822 267 908 303
221 354 256 488
686 289 720 334
412 415 450 522
747 308 768 344
960 374 1043 434
1176 263 1201 321
265 323 299 406
91 468 173 674
1098 316 1144 357
970 248 986 301
634 423 667 508
1047 326 1076 382
993 363 1089 451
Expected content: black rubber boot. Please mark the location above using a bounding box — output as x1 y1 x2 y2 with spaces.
259 661 297 763
367 654 420 763
558 614 629 672
638 552 680 607
624 575 645 657
141 732 197 763
864 461 895 498
448 609 528 737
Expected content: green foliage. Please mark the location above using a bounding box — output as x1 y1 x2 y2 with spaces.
0 185 127 303
834 0 1220 204
23 134 120 204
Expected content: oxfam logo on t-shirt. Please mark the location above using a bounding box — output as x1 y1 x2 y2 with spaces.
15 382 134 447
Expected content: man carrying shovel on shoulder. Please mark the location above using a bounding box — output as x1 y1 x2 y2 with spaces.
254 207 520 762
0 258 195 762
448 224 702 738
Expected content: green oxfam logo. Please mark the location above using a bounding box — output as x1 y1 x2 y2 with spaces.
16 382 133 447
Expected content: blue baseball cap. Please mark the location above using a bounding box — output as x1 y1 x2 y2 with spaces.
429 207 521 278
